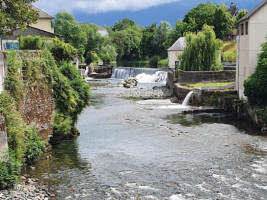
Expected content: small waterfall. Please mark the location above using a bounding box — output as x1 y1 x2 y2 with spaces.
111 67 167 83
182 91 194 106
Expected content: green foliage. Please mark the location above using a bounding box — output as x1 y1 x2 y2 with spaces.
235 10 248 29
99 45 118 62
54 11 87 58
85 51 101 64
154 21 171 58
0 151 22 189
158 58 168 67
0 92 25 162
180 25 223 71
244 36 267 106
140 24 157 59
18 36 43 50
5 51 24 107
113 18 135 31
24 127 45 165
165 20 188 48
52 113 72 137
149 56 161 67
47 38 77 64
0 1 38 35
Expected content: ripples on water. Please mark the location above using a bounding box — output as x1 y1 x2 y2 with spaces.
27 80 267 200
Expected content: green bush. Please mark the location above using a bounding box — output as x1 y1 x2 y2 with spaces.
19 36 43 50
24 127 45 165
0 151 22 189
222 50 236 62
47 38 77 64
244 36 267 106
52 113 72 137
149 55 161 67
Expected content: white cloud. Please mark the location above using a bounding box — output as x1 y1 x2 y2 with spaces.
35 0 181 15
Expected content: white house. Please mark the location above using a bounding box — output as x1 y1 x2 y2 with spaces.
167 37 186 69
236 0 267 98
98 27 109 37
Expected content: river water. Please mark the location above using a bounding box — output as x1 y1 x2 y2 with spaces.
27 79 267 200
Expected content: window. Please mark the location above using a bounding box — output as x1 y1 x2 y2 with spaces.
241 23 244 35
245 22 248 35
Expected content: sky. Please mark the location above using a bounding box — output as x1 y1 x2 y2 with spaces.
35 0 263 27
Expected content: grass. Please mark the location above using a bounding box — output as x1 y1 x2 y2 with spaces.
185 82 234 89
222 42 237 62
158 58 168 67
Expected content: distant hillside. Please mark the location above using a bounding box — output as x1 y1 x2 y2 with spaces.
222 42 237 62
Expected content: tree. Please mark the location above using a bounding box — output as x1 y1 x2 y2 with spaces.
235 9 248 28
183 2 232 40
180 25 222 71
112 18 135 31
110 25 143 61
153 21 171 58
54 11 87 58
0 0 38 35
244 36 267 106
165 20 188 48
140 23 157 59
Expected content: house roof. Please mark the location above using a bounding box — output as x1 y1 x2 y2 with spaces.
32 5 54 19
168 37 186 51
239 0 267 22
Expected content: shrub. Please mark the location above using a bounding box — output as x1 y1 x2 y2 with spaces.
24 127 45 165
46 38 77 64
19 36 43 50
0 151 22 189
52 113 72 137
149 55 161 67
244 36 267 106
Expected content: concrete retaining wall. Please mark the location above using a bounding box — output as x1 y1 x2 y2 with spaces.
178 70 236 84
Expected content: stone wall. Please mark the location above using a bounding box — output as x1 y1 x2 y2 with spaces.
166 71 174 89
178 70 236 84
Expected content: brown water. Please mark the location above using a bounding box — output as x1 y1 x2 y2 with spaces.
27 80 267 200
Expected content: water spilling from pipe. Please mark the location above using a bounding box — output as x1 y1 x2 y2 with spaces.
182 91 194 106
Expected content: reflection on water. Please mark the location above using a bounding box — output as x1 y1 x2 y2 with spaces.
165 112 264 136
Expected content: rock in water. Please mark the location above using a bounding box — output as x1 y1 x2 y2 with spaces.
123 77 138 88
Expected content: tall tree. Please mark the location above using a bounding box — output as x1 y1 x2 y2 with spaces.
165 20 188 48
112 18 135 31
153 21 171 58
0 0 38 35
180 25 222 71
54 11 87 58
235 9 248 28
140 23 157 59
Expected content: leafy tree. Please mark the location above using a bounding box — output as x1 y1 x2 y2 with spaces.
180 25 222 71
113 18 135 31
110 25 143 60
153 21 171 58
165 20 188 48
81 23 104 54
0 0 38 35
140 23 157 59
244 36 267 106
183 2 232 40
100 45 118 62
235 9 248 28
54 11 87 58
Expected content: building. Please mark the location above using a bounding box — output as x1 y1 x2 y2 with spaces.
98 27 109 37
236 0 267 98
167 37 186 69
225 2 239 41
0 5 56 50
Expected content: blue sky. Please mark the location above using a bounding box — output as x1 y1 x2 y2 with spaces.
35 0 263 27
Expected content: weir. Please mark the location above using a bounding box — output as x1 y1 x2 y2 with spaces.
111 67 167 83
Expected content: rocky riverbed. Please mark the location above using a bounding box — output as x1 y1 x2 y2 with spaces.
0 176 53 200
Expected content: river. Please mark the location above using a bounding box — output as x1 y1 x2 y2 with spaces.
27 79 267 200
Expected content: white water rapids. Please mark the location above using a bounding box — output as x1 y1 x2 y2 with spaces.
111 67 168 83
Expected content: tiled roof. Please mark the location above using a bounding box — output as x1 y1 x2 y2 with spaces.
168 37 186 51
32 5 54 19
239 0 267 22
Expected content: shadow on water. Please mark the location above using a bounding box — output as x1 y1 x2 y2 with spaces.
164 112 264 136
24 139 89 185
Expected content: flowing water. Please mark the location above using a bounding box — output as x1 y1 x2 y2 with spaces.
27 79 267 200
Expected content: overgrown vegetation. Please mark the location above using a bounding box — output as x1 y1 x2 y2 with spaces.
180 25 223 71
0 37 90 188
222 42 237 62
244 36 267 106
19 36 43 50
